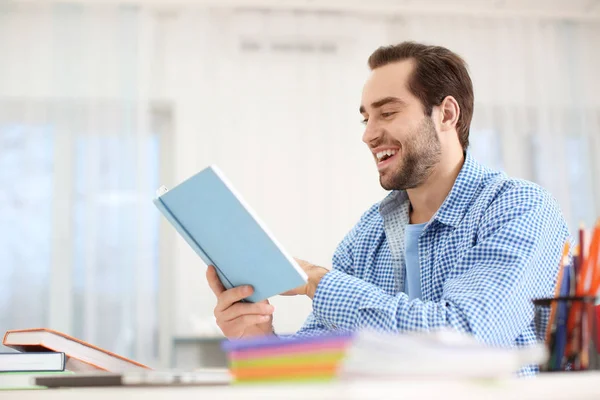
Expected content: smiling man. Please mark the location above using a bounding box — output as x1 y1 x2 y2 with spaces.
206 42 570 375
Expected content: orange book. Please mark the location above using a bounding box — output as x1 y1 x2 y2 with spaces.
2 328 151 373
231 364 338 380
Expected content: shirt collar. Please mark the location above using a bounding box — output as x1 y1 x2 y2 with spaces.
378 152 485 228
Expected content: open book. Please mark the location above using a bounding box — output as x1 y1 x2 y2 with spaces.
3 328 150 373
153 165 307 303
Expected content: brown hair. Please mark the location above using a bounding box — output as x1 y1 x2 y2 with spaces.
368 42 474 150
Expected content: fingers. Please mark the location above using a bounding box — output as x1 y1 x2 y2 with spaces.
220 302 274 322
232 314 272 329
215 285 254 312
208 267 255 313
207 268 276 338
206 265 226 296
220 315 272 338
214 298 274 339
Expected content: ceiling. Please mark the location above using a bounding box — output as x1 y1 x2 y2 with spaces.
9 0 600 20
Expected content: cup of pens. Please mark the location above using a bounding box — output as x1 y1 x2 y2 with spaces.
533 221 600 372
534 296 599 371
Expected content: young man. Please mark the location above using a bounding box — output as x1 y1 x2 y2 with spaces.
206 42 569 374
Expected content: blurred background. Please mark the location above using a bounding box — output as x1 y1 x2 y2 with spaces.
1 0 599 369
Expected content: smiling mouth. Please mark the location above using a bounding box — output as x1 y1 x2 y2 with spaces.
375 149 399 169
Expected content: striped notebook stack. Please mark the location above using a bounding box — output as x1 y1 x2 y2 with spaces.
221 333 353 384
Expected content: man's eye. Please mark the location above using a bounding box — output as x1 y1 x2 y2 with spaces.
381 112 396 118
361 118 368 125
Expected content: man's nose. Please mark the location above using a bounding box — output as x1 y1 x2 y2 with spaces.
362 120 381 147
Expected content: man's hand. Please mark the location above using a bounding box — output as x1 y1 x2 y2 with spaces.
282 258 329 299
206 265 275 339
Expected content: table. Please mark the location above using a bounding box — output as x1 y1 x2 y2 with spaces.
4 372 600 400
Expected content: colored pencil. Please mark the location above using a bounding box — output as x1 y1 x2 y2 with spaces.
546 243 570 344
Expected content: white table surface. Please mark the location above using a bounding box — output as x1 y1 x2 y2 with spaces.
4 372 600 400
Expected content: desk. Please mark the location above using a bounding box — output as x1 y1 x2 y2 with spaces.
5 372 600 400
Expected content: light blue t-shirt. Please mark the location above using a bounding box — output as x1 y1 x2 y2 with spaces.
404 222 427 300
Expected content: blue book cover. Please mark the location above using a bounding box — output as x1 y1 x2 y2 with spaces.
153 165 308 303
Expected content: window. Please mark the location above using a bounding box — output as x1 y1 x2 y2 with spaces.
0 102 164 365
0 123 54 335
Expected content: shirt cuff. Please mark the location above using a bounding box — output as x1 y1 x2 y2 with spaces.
312 269 370 330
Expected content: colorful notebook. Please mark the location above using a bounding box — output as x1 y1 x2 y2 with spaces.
221 333 353 384
153 165 308 302
221 332 353 353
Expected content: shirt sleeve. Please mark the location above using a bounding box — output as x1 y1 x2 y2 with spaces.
310 184 569 346
293 205 368 336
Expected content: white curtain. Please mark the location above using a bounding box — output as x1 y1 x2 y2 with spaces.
0 4 158 365
2 3 599 367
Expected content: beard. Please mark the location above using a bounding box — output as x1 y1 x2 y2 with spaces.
379 117 442 191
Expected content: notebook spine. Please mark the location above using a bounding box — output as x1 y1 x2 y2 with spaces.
153 197 235 289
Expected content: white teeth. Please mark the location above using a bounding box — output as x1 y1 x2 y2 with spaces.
376 149 398 161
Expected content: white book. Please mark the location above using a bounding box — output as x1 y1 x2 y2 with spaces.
0 352 65 372
340 329 548 379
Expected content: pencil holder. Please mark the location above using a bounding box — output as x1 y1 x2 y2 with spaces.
533 296 600 371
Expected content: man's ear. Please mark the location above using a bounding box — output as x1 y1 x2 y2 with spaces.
438 95 460 132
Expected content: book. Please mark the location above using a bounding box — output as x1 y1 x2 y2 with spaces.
2 328 150 373
221 332 353 353
0 352 65 372
153 165 308 302
339 328 548 379
0 371 72 390
220 332 353 383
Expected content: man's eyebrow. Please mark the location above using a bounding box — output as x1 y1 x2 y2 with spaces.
359 97 406 114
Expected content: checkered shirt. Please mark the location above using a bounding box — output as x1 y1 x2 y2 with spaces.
294 152 570 376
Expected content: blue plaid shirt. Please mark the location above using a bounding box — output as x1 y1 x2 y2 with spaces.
296 153 569 376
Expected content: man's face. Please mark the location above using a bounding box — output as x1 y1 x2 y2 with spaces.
360 60 441 191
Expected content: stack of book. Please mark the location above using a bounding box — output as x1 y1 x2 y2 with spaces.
0 352 70 390
1 328 150 390
221 333 353 384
